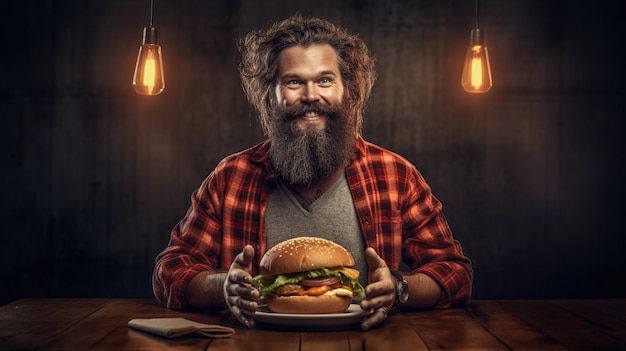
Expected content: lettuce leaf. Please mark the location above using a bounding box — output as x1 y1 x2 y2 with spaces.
252 268 365 301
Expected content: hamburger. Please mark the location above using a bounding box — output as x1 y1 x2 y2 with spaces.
252 237 366 314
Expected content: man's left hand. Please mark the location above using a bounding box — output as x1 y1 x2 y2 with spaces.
359 247 396 330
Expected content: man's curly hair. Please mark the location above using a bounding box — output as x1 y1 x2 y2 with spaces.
238 15 377 136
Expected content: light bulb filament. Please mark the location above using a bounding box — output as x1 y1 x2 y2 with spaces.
143 52 157 94
470 46 483 89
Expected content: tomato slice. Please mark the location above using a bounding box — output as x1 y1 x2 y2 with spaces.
298 285 332 296
298 284 353 296
300 276 341 287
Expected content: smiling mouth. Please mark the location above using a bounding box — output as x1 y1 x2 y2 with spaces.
299 111 325 120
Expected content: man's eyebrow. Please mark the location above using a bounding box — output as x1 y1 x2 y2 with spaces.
280 70 339 79
318 70 338 76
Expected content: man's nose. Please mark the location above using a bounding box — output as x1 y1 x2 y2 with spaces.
301 82 320 102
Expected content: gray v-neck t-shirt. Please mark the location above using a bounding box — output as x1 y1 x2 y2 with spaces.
265 172 368 286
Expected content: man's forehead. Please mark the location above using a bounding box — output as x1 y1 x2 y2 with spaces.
277 44 341 77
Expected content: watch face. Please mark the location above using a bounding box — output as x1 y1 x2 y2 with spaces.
397 280 409 304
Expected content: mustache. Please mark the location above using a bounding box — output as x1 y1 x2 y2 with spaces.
280 102 340 121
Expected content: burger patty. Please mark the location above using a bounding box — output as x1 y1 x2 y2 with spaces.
275 284 305 296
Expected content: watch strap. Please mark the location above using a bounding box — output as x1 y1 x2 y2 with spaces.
390 270 409 305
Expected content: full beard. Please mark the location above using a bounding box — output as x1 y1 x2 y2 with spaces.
268 102 356 186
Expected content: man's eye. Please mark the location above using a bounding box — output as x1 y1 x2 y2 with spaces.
319 78 331 85
287 80 300 86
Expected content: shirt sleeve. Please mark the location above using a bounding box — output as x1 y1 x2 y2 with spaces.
401 169 473 308
152 174 224 309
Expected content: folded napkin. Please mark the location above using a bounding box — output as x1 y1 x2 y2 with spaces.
128 317 235 338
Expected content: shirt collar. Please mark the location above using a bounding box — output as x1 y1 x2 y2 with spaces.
353 134 367 160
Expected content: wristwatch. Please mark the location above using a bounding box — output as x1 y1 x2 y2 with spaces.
391 271 409 305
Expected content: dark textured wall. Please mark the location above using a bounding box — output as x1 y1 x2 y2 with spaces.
1 0 624 305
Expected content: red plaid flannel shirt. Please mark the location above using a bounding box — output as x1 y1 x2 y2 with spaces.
153 135 473 309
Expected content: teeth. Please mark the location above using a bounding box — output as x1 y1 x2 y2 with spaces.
305 111 319 117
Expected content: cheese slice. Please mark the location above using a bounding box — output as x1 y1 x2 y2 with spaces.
323 287 354 297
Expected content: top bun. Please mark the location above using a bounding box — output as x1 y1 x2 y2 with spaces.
259 237 355 276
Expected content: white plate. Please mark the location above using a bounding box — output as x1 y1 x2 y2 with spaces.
245 304 373 331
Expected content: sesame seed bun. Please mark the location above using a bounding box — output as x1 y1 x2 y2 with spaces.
265 294 352 314
259 237 356 276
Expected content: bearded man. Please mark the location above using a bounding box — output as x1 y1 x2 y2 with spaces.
152 15 473 331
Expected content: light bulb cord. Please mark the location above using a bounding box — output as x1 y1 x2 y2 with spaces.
142 0 158 45
474 0 480 28
149 0 155 27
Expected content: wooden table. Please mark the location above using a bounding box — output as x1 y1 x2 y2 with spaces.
1 298 625 350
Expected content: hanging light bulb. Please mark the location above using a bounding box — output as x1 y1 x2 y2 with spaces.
133 0 165 95
461 0 492 93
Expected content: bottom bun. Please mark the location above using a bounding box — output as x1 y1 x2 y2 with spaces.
266 294 352 314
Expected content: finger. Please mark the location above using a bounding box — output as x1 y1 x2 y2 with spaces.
360 296 378 311
225 282 259 302
224 275 259 306
234 245 255 266
227 299 255 328
230 246 256 284
364 247 387 270
227 269 254 287
364 281 395 303
360 308 388 331
224 287 259 327
242 244 255 263
226 292 259 312
364 279 388 296
360 294 393 311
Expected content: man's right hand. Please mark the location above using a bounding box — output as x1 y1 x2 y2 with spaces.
223 244 259 328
